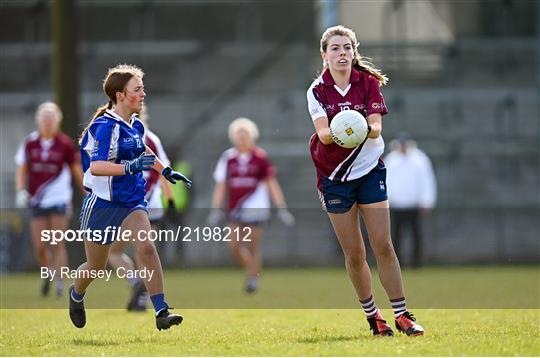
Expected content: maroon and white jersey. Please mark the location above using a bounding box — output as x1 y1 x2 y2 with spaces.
307 68 388 189
143 129 170 203
15 131 78 208
213 147 276 212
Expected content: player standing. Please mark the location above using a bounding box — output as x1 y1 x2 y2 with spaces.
208 118 294 293
15 102 84 297
306 25 424 336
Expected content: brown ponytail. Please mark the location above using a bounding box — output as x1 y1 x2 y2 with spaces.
320 25 388 86
78 64 144 145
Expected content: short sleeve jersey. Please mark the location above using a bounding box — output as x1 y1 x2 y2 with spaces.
80 110 147 204
15 131 78 208
306 68 388 189
213 147 275 211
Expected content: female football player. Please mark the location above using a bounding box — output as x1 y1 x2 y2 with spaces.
306 25 424 336
70 64 191 330
108 106 176 312
15 102 84 297
208 117 294 293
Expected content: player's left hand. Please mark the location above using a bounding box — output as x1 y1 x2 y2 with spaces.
162 167 192 188
277 207 295 227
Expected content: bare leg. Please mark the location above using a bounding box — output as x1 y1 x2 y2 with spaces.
30 217 50 268
48 214 69 268
328 206 373 301
245 226 263 277
227 223 251 270
74 240 111 294
122 210 163 296
360 201 405 300
108 240 135 271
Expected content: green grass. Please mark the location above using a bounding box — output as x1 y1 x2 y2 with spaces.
0 266 539 356
1 266 539 309
1 309 538 356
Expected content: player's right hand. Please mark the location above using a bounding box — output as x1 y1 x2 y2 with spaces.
15 190 29 208
124 153 156 175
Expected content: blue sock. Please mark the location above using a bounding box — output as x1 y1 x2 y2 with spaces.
70 286 85 302
150 293 168 316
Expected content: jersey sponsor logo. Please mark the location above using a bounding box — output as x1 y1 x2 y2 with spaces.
338 101 352 111
372 102 382 109
328 199 342 205
92 140 100 155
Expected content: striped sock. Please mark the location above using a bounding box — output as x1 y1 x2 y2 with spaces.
390 296 407 318
360 295 378 318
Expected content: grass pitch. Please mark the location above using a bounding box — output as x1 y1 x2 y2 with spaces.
1 266 539 356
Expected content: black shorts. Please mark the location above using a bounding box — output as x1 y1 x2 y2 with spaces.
319 161 388 214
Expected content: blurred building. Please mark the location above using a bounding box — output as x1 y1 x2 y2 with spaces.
0 0 538 270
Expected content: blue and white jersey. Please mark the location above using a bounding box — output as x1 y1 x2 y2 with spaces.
80 109 147 205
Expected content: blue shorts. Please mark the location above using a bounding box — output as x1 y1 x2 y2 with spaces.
320 160 388 214
79 192 148 245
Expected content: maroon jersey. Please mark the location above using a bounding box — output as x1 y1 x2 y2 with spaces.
15 131 78 207
213 147 275 211
307 68 388 189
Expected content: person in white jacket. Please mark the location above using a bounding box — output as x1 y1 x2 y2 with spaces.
384 133 436 268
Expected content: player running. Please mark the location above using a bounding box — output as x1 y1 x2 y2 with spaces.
306 25 424 336
70 64 191 330
108 106 176 312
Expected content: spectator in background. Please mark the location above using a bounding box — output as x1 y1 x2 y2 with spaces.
384 132 437 268
15 102 84 298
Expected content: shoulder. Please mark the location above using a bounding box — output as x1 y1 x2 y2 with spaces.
411 148 432 165
91 115 115 129
358 70 380 88
22 131 40 145
220 147 238 160
307 75 325 95
131 117 145 135
56 132 74 144
56 132 77 149
252 146 269 159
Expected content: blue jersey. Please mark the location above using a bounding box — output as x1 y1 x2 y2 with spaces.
81 110 147 204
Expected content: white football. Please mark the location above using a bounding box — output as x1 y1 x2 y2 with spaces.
330 110 369 148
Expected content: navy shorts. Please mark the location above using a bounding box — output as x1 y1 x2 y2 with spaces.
320 161 388 214
79 192 148 245
31 204 68 218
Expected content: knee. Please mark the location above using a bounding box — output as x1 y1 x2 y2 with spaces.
372 239 395 258
87 260 107 271
135 242 156 260
343 248 366 269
